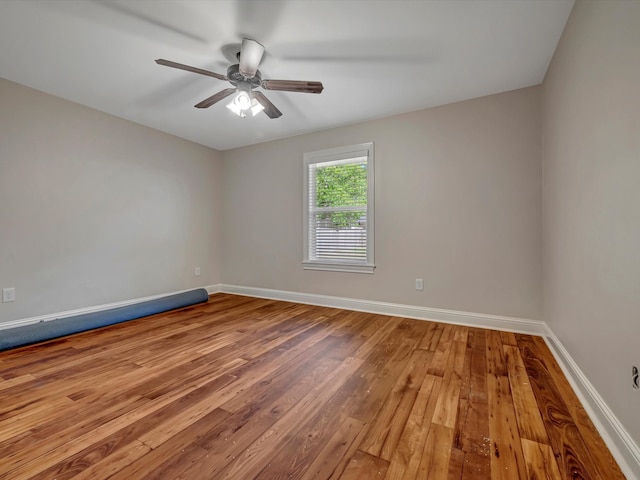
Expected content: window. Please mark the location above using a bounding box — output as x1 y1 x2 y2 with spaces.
303 142 375 273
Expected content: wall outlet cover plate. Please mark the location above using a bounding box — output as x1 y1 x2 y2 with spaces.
2 288 16 303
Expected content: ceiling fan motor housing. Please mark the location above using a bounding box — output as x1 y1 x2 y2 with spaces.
227 64 261 89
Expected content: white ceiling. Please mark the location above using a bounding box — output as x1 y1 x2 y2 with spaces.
0 0 574 151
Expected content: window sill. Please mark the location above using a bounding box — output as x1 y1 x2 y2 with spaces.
302 262 375 274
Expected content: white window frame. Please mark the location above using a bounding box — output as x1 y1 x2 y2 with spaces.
303 142 375 274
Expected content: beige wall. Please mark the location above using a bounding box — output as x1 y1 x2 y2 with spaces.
0 78 222 324
221 87 542 320
542 0 640 447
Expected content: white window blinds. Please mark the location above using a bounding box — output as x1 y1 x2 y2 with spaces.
303 143 375 273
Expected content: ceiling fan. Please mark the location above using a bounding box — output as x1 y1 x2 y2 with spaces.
156 38 324 119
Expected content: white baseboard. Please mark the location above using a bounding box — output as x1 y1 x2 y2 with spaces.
543 328 640 480
0 285 220 331
215 284 639 478
217 284 546 335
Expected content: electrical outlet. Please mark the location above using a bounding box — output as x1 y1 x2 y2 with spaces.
415 278 424 291
2 288 16 303
633 366 639 390
195 267 201 276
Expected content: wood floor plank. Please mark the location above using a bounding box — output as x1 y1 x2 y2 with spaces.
418 322 445 352
517 336 607 480
521 438 563 480
433 339 467 428
254 415 366 480
340 320 429 425
417 423 455 480
0 395 74 443
171 360 349 479
360 349 432 459
138 348 336 452
448 447 465 479
518 335 626 480
503 345 549 444
209 359 365 479
384 374 442 480
500 331 518 347
219 336 344 414
459 330 491 479
0 389 146 461
106 408 232 480
352 315 400 360
33 402 231 480
339 450 390 480
0 374 36 392
3 372 236 478
297 416 367 480
0 294 626 480
487 374 528 480
128 359 341 480
427 324 454 376
486 330 507 376
179 356 364 480
47 440 151 480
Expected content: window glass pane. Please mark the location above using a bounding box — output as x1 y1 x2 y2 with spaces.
311 212 367 261
308 158 368 263
314 159 367 209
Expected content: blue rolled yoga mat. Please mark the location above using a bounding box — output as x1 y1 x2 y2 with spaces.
0 288 209 352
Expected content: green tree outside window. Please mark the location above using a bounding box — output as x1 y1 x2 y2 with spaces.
315 163 367 228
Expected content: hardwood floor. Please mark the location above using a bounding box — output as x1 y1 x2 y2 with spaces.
0 294 625 479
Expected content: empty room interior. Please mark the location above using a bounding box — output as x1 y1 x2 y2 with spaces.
1 0 639 478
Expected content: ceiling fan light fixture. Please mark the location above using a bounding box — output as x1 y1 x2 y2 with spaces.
234 91 251 109
251 98 265 116
226 90 264 118
226 99 245 117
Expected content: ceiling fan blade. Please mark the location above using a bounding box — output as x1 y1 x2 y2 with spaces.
194 88 237 108
155 59 227 81
254 92 282 119
261 80 324 94
239 38 265 77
